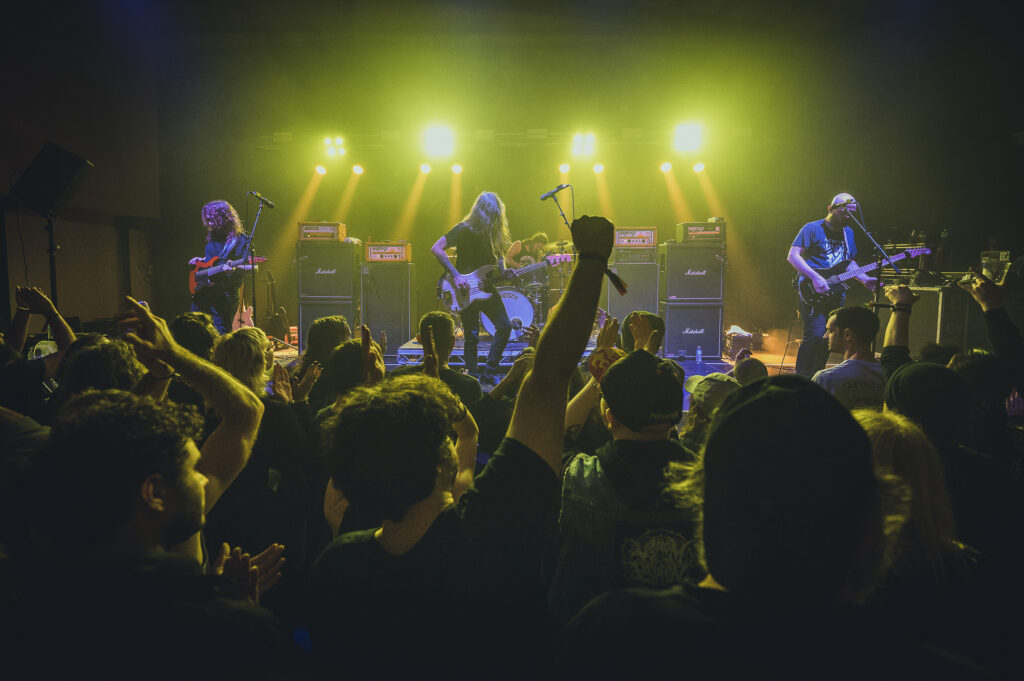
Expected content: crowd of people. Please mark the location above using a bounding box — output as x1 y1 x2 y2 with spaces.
1 216 1022 679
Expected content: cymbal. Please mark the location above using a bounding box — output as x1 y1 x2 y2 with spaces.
542 240 571 253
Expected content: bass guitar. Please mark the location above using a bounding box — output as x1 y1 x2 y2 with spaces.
440 253 573 311
794 247 930 308
189 255 267 294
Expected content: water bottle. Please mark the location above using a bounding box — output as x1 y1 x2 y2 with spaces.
695 345 703 363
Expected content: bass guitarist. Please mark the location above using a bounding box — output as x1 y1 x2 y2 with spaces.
189 200 253 333
430 191 513 376
787 193 877 377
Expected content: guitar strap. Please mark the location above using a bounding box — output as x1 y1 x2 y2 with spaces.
218 236 238 260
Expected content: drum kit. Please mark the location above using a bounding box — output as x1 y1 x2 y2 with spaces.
437 239 575 341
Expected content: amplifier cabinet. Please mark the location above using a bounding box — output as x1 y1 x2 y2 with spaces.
659 302 723 359
606 263 659 320
659 243 724 302
361 262 414 359
872 286 991 353
298 298 357 352
297 241 359 299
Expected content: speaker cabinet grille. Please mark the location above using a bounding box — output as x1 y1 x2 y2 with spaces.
660 302 723 359
873 286 991 353
361 262 414 357
606 263 659 320
659 243 724 302
297 241 358 298
298 298 356 351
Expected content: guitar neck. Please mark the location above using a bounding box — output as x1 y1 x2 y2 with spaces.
829 252 909 284
514 261 548 276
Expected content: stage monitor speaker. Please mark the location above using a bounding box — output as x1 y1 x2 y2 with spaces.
606 263 659 320
361 262 413 358
298 298 356 352
659 243 724 302
11 142 94 217
660 302 723 359
297 241 358 298
873 286 991 354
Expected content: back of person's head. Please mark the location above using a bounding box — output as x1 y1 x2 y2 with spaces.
213 327 271 395
324 375 462 522
853 409 957 586
418 311 456 354
681 373 741 447
54 332 106 382
64 339 145 396
36 390 204 555
600 350 682 435
529 232 549 246
916 341 962 365
619 312 666 353
702 376 879 608
304 315 352 367
732 357 769 386
884 362 970 449
829 305 879 347
948 349 1012 425
169 312 219 360
326 338 380 397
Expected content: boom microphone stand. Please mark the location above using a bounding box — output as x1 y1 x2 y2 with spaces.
845 203 899 352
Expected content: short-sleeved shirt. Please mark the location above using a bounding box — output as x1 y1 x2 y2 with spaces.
389 363 484 408
792 220 857 271
812 359 885 409
443 222 495 274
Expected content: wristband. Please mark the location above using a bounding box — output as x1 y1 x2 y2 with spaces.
891 305 912 313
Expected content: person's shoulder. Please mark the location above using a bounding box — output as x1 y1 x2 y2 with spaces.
562 450 601 479
389 363 421 377
313 529 379 571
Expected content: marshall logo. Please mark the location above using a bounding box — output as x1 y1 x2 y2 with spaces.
681 328 705 335
316 267 337 275
685 269 707 276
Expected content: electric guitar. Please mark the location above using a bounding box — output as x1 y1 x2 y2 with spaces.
440 253 573 311
794 247 931 308
189 255 267 294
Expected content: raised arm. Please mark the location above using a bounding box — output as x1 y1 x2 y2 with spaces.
121 296 263 511
16 286 76 352
508 216 613 473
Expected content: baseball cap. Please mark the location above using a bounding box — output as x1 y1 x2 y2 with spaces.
684 372 741 414
732 357 769 386
600 350 683 432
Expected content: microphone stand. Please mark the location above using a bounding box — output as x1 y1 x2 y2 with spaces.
239 198 268 322
846 208 899 352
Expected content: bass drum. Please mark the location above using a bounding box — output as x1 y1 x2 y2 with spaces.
481 287 534 341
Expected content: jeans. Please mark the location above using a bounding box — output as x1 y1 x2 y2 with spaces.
460 293 511 372
795 294 843 377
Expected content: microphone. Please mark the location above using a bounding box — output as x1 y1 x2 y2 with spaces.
540 184 569 201
248 191 276 208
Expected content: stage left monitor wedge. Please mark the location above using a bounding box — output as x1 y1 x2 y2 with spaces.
11 142 93 217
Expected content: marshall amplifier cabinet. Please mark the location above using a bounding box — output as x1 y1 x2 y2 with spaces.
612 246 657 264
659 302 723 359
675 220 725 243
366 241 411 262
659 243 724 302
614 227 657 248
298 221 346 241
297 241 359 299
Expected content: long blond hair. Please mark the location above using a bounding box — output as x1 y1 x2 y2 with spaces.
462 191 511 264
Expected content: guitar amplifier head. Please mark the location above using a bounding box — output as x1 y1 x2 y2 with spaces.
676 221 725 243
614 227 657 248
366 241 411 262
299 222 346 241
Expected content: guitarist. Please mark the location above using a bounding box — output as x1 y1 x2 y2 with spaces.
189 200 253 333
786 193 877 377
430 191 513 376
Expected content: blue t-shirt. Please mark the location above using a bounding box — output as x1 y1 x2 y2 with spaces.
792 220 856 271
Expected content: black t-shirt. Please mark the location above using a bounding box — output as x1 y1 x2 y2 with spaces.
310 437 560 674
201 235 250 292
388 363 484 408
443 222 495 274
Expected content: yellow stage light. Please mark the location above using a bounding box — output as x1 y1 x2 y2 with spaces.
660 161 672 172
420 163 432 173
323 137 332 145
423 125 455 158
326 147 337 157
593 163 604 173
572 133 596 157
338 148 346 155
674 123 703 152
353 165 364 175
559 163 571 173
452 164 463 174
315 165 327 175
334 137 343 146
693 162 705 173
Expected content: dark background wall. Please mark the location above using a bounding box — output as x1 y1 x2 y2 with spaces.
3 0 1021 337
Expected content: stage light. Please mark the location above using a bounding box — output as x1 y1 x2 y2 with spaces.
674 123 703 152
572 133 596 157
337 148 346 155
693 162 705 173
593 163 605 173
315 165 327 175
451 164 463 174
353 165 364 175
335 137 343 146
660 161 672 172
559 163 571 173
326 147 337 157
420 163 432 173
423 125 455 158
323 136 332 145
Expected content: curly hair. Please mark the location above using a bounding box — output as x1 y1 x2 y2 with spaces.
462 191 511 265
212 327 271 395
169 312 219 360
202 200 244 243
39 390 204 554
323 375 462 523
64 338 145 395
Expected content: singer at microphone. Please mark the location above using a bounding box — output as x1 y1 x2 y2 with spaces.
540 184 569 201
188 199 253 334
248 191 276 209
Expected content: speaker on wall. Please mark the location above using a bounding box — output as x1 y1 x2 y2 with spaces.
659 302 723 359
606 263 659 320
873 286 991 353
11 142 94 217
298 298 357 351
659 243 724 302
361 262 413 357
297 241 358 298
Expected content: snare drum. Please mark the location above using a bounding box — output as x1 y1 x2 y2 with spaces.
481 287 534 341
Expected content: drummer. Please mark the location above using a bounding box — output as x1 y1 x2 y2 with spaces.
505 232 549 268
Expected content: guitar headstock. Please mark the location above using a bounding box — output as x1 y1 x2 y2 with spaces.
545 253 574 265
906 247 932 258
